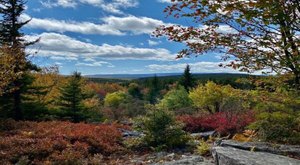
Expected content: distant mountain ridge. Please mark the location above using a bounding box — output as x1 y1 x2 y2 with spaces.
85 73 250 80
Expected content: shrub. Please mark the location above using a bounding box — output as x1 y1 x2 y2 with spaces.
248 90 300 144
196 139 211 156
189 81 250 114
157 86 193 114
136 106 189 150
178 111 255 135
0 120 123 164
103 91 147 121
104 91 128 108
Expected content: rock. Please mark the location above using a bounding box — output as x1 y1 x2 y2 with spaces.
155 152 168 159
191 131 216 140
219 140 300 158
118 128 143 137
212 146 300 165
153 155 213 165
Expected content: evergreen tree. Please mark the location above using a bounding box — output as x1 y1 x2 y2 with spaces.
146 75 160 104
180 64 195 91
0 0 38 120
59 72 86 122
128 83 142 99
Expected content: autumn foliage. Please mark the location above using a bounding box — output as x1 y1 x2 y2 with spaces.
0 120 123 164
177 111 255 135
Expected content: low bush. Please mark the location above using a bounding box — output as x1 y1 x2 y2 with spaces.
248 90 300 144
135 106 189 150
196 139 211 156
0 120 123 164
178 111 255 135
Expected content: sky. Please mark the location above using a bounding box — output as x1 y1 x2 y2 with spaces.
22 0 243 75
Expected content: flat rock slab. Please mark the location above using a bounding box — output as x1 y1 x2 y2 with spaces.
212 146 300 165
220 140 300 158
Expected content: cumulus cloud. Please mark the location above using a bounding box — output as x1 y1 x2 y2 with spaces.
40 0 138 14
21 14 168 35
25 32 176 61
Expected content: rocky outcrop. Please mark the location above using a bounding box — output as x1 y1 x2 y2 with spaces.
212 140 300 165
219 140 300 158
212 146 300 165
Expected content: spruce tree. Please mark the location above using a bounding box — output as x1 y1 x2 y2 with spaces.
180 64 195 91
147 75 160 104
0 0 38 120
59 72 86 122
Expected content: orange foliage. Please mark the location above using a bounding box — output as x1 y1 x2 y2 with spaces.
0 120 123 164
87 82 125 99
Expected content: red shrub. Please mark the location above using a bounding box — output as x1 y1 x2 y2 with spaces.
0 120 123 164
177 111 255 135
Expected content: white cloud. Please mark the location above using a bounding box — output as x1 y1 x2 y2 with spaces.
25 32 176 61
102 15 169 35
41 0 77 8
148 40 161 46
76 61 114 67
146 62 243 73
40 0 138 14
157 0 172 3
146 62 268 74
21 14 123 35
50 56 78 61
22 14 169 36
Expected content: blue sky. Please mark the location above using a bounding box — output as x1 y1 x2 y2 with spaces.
22 0 241 75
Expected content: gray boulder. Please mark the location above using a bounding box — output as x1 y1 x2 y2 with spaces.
220 140 300 158
212 146 300 165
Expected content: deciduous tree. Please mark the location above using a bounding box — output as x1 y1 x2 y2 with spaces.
155 0 300 86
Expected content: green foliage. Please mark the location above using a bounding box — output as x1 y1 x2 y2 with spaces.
128 83 143 99
180 64 195 91
155 0 300 86
158 86 193 113
0 0 39 120
145 75 160 104
103 91 147 120
58 72 87 122
196 139 211 156
189 81 249 114
104 91 128 108
136 106 189 150
248 90 300 144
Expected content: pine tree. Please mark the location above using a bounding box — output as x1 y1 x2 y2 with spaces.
59 72 86 122
146 75 160 104
180 64 195 91
0 0 38 120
